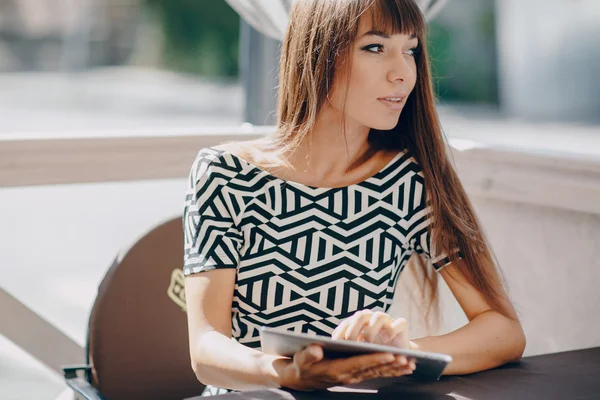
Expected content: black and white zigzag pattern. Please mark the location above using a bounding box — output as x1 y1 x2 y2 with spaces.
183 147 453 350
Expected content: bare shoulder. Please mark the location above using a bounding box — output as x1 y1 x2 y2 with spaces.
212 140 254 157
212 138 278 166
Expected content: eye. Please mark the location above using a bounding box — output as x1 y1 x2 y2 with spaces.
405 47 419 57
362 44 384 53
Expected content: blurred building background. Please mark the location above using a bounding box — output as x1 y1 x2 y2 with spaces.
0 0 244 133
0 0 502 134
1 0 599 399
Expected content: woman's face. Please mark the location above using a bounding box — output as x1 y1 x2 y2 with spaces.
327 15 419 131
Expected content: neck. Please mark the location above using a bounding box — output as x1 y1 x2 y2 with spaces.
289 107 375 178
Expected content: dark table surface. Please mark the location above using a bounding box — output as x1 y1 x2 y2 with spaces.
187 347 600 400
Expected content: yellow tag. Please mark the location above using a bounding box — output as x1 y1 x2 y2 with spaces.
167 268 187 312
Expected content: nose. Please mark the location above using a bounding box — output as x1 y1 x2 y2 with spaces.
386 55 414 83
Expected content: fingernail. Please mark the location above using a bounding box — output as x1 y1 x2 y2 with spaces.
393 356 406 365
381 355 395 364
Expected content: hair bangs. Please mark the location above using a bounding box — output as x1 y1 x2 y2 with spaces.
366 0 426 39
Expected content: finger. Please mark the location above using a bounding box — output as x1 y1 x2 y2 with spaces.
350 355 411 382
294 344 324 368
322 352 395 386
305 344 324 364
332 318 352 340
344 311 374 341
348 364 413 385
361 363 414 380
408 360 417 371
334 352 395 375
391 354 408 366
387 318 410 348
360 358 414 378
362 311 393 342
390 318 408 335
332 310 370 340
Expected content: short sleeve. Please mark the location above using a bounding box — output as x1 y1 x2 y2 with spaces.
183 149 244 276
408 165 463 271
413 224 463 271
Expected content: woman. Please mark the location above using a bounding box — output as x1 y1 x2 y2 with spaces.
183 0 526 394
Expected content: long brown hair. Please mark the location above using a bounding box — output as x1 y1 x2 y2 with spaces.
271 0 516 324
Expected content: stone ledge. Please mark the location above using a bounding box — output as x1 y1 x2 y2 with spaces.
1 125 599 216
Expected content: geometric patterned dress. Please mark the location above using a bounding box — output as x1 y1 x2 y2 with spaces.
182 146 458 395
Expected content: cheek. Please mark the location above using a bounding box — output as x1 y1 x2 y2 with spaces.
328 83 348 114
350 61 379 88
329 69 372 114
345 62 379 105
408 60 418 89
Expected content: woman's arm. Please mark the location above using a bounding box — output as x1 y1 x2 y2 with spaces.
411 261 526 375
185 270 413 391
185 270 286 390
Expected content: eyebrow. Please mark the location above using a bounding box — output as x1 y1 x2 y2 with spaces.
361 30 418 40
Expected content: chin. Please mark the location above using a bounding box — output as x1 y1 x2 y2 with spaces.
368 117 400 131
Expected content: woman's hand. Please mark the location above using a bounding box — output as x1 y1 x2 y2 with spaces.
277 344 415 391
332 310 411 349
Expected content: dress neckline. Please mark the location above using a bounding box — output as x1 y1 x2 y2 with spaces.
212 147 408 190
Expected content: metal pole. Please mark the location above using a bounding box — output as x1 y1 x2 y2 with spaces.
239 20 280 126
0 287 83 375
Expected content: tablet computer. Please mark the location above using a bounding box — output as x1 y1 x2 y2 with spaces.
259 326 452 381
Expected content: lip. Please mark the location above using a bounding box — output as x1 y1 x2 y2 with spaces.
378 97 406 112
379 93 409 100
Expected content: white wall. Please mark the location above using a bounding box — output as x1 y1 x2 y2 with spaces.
472 197 600 356
394 142 600 357
393 197 600 357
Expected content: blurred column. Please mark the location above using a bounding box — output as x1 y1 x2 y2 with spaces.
495 0 600 123
60 0 96 71
239 19 280 125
